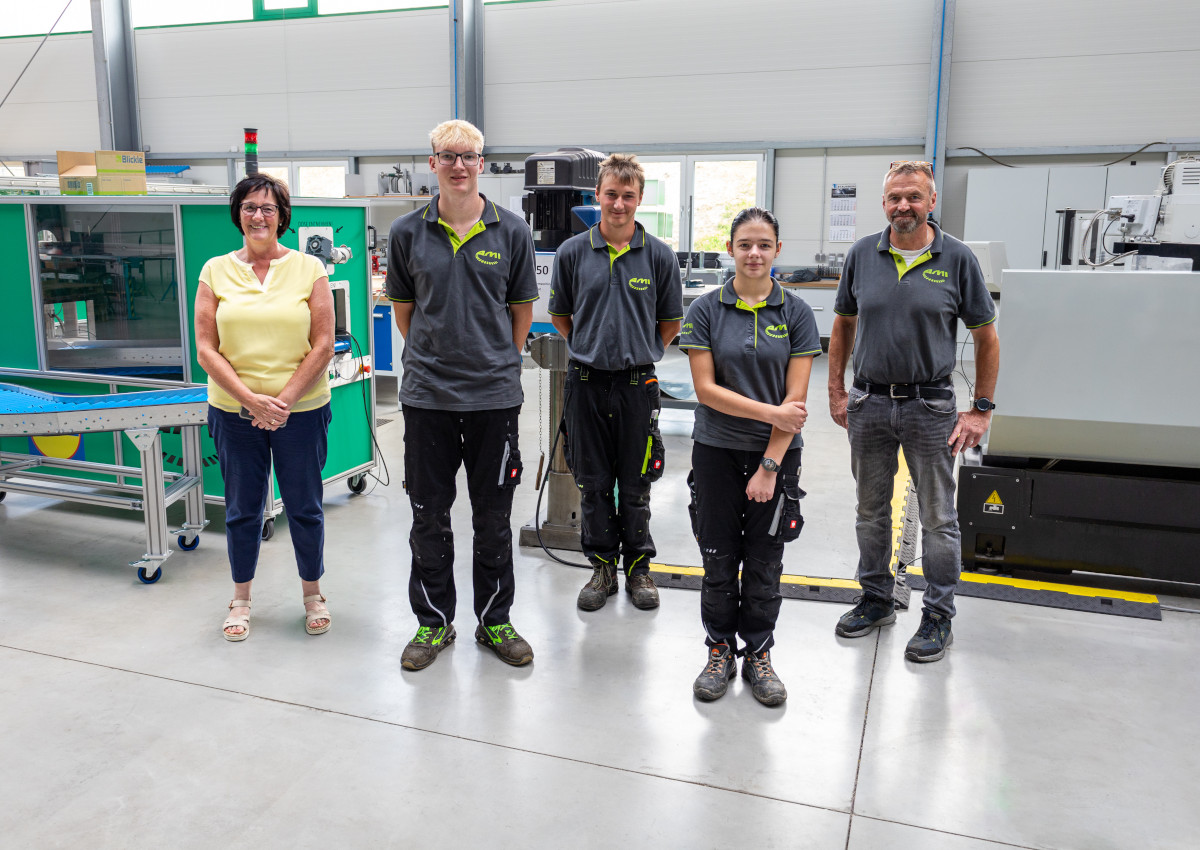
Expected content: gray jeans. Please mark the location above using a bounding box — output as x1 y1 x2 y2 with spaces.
846 385 961 618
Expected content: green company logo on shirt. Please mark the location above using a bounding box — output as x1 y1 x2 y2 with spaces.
680 322 693 335
628 277 652 291
923 268 949 283
765 324 788 338
475 249 502 266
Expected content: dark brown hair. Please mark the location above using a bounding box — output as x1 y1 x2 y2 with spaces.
730 207 779 242
229 173 291 237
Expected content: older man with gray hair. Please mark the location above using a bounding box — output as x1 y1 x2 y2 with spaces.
827 160 1000 662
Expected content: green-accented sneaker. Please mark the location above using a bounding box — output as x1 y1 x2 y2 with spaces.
905 610 953 662
475 622 534 666
692 643 736 701
401 624 456 671
741 650 788 706
835 592 896 638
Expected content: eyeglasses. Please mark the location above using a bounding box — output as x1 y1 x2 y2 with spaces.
435 151 482 167
240 203 279 217
888 160 933 173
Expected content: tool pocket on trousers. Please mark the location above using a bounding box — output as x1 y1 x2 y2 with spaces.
497 433 523 489
686 469 700 542
641 376 665 482
769 472 806 542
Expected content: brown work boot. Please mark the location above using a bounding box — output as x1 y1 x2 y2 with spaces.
625 572 660 609
577 560 618 611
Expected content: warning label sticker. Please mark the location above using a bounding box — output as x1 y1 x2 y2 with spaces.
983 490 1004 515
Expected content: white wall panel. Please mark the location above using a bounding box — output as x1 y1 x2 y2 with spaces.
0 34 99 153
772 147 923 266
949 0 1200 149
136 11 449 153
485 0 934 148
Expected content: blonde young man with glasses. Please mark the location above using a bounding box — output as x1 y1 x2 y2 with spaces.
827 161 1000 662
385 120 539 671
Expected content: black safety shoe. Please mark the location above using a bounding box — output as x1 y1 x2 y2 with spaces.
741 650 787 706
475 622 534 666
577 560 618 610
905 610 953 662
401 624 456 670
835 592 897 638
692 643 736 701
625 572 660 609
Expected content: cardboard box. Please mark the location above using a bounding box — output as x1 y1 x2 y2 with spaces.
57 150 147 196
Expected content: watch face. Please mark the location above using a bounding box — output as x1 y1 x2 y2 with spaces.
761 457 779 472
975 398 994 411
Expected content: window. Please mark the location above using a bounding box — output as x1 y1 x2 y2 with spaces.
35 204 184 382
130 0 440 28
236 161 347 197
0 4 92 37
635 155 763 255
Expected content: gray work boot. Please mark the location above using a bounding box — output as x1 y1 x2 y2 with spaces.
626 572 660 609
692 643 736 701
741 650 787 706
835 592 896 638
577 559 618 611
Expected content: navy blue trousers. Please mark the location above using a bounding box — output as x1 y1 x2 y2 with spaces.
208 404 332 584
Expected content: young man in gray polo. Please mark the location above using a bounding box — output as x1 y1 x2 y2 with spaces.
827 160 999 662
386 119 538 670
549 153 684 611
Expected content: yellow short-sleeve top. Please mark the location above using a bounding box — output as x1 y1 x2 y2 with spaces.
199 250 330 413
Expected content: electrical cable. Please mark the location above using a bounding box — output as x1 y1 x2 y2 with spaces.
533 409 592 569
347 331 391 490
954 141 1168 169
0 0 75 115
1080 208 1138 267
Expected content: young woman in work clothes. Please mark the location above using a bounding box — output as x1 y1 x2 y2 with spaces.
679 207 821 706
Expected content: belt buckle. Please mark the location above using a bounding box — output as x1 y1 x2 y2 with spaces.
889 384 905 399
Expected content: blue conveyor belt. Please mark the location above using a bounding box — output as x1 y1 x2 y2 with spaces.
0 382 209 436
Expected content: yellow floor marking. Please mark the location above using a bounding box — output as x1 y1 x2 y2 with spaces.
906 566 1159 603
889 453 910 575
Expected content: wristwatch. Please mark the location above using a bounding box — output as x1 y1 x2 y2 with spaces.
760 457 780 472
973 397 996 412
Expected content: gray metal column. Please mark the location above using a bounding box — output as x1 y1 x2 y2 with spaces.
924 0 956 205
448 0 485 129
90 0 140 152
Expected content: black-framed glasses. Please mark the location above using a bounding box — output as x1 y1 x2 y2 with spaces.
240 203 279 217
435 150 481 167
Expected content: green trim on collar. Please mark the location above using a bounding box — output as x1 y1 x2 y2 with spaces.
889 248 933 280
440 218 487 254
607 242 631 272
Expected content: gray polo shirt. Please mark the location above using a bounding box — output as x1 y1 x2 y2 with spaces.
834 223 995 384
679 281 821 452
547 222 684 370
386 194 538 411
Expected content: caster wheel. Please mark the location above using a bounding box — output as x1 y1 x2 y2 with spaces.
348 474 367 494
261 518 275 541
178 534 199 551
137 566 162 584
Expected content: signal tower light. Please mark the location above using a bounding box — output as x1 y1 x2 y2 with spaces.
244 128 259 177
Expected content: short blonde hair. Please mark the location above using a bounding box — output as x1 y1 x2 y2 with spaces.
596 153 645 194
429 119 484 153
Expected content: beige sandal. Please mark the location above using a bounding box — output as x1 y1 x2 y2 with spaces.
304 594 331 635
223 599 251 641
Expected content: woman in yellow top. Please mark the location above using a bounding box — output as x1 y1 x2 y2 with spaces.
195 174 335 641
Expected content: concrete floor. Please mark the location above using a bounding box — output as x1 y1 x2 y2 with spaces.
2 353 1198 849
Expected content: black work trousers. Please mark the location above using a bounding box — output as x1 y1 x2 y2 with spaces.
691 441 803 655
563 360 659 575
401 405 522 628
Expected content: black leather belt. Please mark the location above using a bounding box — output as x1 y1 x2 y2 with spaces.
571 359 654 380
853 377 953 400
